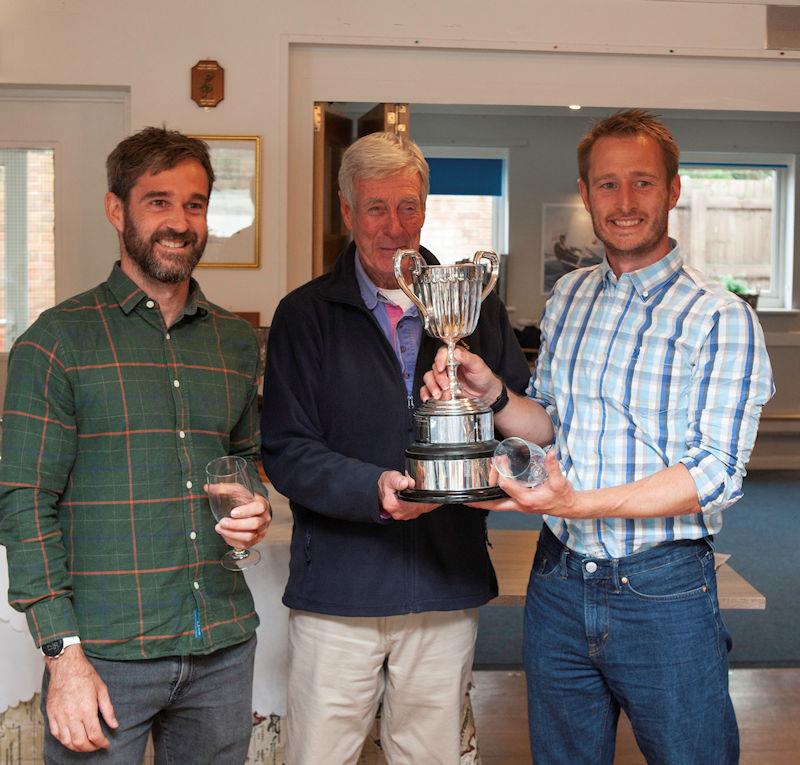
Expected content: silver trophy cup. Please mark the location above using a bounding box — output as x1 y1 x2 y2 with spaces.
393 249 506 503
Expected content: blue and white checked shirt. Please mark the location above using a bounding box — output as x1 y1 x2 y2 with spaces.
530 243 774 559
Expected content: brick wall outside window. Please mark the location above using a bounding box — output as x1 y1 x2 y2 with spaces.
422 194 495 263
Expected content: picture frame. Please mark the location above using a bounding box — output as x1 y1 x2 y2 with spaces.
541 203 602 294
191 134 261 268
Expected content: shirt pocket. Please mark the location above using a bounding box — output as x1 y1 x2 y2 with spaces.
610 344 693 427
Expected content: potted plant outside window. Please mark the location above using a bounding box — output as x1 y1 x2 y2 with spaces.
721 276 759 311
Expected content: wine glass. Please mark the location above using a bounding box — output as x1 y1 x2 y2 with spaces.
492 438 548 487
205 456 262 571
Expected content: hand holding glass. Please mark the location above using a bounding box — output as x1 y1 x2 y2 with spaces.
205 456 262 571
492 438 548 487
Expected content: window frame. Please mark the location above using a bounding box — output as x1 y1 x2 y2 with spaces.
677 151 795 312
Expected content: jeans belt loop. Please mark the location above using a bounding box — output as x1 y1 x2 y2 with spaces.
559 546 569 579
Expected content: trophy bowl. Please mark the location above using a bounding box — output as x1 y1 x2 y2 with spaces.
393 249 507 503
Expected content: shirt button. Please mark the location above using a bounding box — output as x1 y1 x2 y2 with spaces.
173 380 180 388
189 531 197 540
186 480 193 489
620 576 629 584
193 581 200 590
615 305 623 313
642 291 649 298
145 300 155 308
400 346 406 352
585 561 598 573
165 333 171 340
179 430 186 439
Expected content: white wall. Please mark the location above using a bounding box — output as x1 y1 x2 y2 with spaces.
2 0 799 462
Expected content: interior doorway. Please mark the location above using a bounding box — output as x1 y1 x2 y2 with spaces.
312 102 410 277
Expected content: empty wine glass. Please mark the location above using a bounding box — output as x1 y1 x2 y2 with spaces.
205 456 262 571
492 438 548 487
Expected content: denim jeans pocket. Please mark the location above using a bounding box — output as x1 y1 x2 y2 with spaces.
531 545 562 579
622 549 712 602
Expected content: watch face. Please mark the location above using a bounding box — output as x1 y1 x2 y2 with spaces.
42 638 64 657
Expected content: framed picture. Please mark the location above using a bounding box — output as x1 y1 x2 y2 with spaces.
541 203 602 293
191 135 261 268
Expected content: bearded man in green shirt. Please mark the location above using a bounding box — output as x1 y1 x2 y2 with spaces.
0 127 270 764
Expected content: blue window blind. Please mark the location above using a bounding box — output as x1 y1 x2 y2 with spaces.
427 158 503 196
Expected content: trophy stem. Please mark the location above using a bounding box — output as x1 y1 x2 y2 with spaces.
446 340 463 399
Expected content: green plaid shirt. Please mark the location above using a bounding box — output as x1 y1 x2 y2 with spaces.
0 264 262 659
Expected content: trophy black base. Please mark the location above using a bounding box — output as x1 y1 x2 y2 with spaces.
400 442 504 504
398 485 507 504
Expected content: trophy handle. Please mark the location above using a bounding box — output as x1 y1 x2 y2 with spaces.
393 249 429 325
473 250 499 302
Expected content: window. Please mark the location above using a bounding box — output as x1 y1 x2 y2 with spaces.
421 151 508 265
0 148 55 350
670 153 794 310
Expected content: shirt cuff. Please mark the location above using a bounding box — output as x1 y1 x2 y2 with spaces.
679 450 743 514
26 596 80 648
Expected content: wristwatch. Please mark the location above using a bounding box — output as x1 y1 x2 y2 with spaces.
489 381 509 414
41 635 81 658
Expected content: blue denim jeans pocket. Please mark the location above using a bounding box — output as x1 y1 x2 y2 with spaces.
614 543 729 665
620 547 713 601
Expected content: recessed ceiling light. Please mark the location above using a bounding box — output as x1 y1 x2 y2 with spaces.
568 104 582 110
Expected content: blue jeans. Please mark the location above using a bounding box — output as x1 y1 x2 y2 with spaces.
524 525 739 765
41 635 256 765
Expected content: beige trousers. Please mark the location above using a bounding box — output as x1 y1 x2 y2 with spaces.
285 608 479 765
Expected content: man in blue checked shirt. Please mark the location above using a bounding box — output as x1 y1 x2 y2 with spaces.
423 109 774 765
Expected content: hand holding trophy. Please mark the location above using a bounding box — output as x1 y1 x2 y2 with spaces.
393 249 506 503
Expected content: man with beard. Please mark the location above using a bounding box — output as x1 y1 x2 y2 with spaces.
422 110 773 764
0 127 270 764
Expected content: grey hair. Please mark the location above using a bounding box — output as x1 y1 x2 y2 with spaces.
338 132 429 210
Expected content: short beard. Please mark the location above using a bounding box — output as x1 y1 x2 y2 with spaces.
122 215 206 284
592 204 670 262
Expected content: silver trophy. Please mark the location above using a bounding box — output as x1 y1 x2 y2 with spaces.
393 249 506 503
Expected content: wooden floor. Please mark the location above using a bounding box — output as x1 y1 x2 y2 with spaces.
471 668 800 764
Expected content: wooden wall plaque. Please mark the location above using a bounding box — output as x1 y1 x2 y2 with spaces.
191 60 224 107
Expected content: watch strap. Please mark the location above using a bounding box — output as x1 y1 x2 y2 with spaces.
489 381 509 414
42 635 81 658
